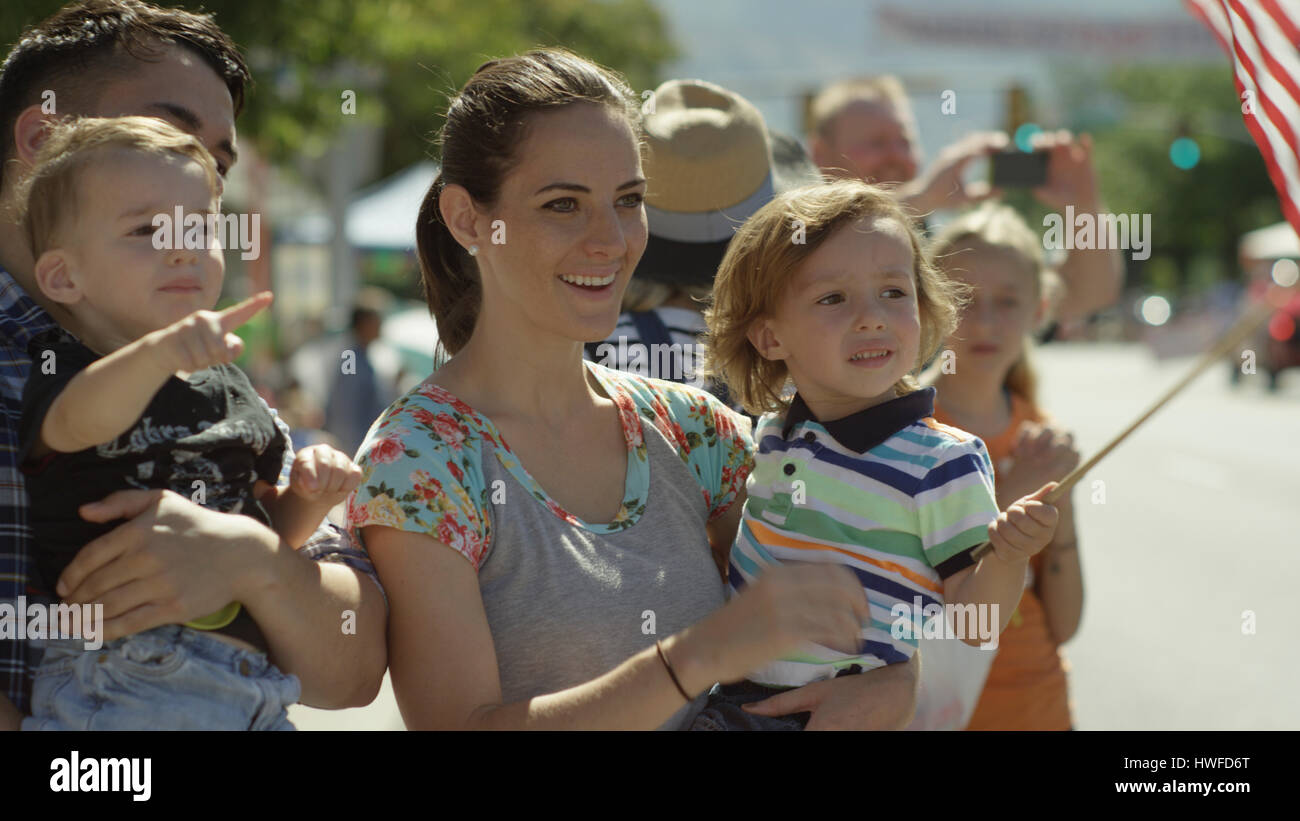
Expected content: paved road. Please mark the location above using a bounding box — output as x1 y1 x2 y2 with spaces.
291 341 1300 730
1037 343 1300 730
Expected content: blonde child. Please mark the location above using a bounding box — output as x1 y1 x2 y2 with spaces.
695 179 1060 730
14 117 361 730
925 202 1083 731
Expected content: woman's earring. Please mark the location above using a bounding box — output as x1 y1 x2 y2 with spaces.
468 244 479 257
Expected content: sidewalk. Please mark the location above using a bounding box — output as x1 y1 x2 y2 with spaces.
288 672 405 731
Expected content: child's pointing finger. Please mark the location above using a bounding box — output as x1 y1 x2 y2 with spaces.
217 291 273 332
223 333 245 361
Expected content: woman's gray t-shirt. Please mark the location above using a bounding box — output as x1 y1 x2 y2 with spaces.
349 363 753 730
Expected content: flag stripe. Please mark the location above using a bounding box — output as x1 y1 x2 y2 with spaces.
1231 0 1300 107
1188 0 1300 239
1188 0 1233 51
1225 5 1300 182
1261 0 1300 47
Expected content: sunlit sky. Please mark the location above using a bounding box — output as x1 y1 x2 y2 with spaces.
653 0 1223 158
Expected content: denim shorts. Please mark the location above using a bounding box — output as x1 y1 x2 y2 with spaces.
689 680 811 731
22 624 300 731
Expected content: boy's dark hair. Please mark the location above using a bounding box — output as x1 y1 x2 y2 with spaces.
0 0 250 189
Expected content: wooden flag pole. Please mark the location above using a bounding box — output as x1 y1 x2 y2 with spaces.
968 296 1280 562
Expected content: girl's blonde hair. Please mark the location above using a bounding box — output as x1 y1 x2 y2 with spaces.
928 201 1064 409
704 179 969 415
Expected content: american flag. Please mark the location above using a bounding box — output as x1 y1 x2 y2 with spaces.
1186 0 1300 234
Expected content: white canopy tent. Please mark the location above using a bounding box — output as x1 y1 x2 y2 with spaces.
1239 220 1299 263
279 162 442 380
346 162 442 377
344 160 439 251
382 303 443 381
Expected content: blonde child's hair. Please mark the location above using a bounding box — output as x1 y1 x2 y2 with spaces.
928 201 1065 409
13 116 220 258
704 179 969 415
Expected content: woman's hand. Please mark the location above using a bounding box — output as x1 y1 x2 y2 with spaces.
742 651 921 730
677 564 870 691
995 421 1080 510
370 528 870 730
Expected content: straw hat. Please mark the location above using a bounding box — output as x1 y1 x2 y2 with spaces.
637 79 821 288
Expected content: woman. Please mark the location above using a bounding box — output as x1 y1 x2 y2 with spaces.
347 47 919 730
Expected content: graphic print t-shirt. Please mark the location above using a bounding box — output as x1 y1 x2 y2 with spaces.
18 334 286 594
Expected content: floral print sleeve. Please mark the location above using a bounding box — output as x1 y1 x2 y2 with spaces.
593 365 755 522
346 383 493 570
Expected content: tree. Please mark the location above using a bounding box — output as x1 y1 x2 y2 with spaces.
1051 62 1281 294
1 0 677 176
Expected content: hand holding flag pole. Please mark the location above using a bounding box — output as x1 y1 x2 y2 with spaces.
969 290 1284 562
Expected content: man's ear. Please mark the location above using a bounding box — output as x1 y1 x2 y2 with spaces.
13 105 57 167
438 182 485 253
746 317 788 362
33 250 82 305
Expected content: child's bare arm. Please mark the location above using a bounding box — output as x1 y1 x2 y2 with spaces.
35 293 272 457
260 444 362 549
36 335 180 457
1036 492 1083 644
942 482 1060 645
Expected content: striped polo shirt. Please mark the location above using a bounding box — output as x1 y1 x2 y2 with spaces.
729 386 1001 688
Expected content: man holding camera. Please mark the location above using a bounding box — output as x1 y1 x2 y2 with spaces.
807 75 1123 326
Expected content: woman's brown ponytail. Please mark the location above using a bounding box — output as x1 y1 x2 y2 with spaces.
416 174 480 357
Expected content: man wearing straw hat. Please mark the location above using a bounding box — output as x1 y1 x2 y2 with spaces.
587 79 821 404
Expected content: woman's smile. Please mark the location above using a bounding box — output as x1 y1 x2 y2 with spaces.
558 264 620 296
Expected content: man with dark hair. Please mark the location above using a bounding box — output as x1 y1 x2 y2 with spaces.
0 0 249 189
0 0 387 729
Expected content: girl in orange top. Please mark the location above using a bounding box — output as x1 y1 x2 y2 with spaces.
925 203 1083 731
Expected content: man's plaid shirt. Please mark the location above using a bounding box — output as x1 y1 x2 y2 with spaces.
0 266 383 715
